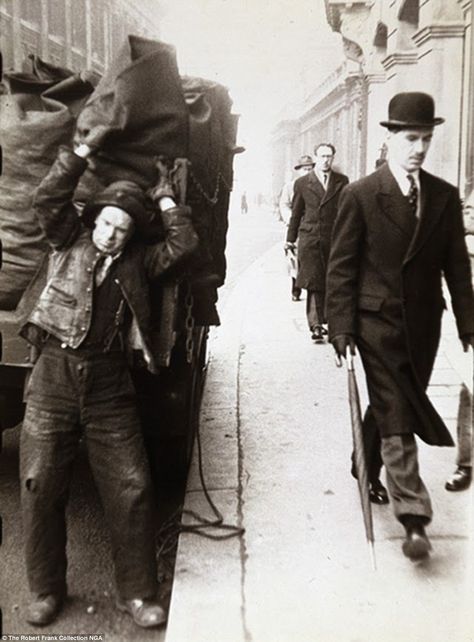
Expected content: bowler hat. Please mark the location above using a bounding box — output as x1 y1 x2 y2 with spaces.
380 92 444 128
82 180 151 235
294 154 315 170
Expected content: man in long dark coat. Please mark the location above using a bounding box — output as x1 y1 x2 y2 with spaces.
326 92 474 560
286 143 349 343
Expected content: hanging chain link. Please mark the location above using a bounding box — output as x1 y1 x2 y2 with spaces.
189 169 231 206
184 280 195 364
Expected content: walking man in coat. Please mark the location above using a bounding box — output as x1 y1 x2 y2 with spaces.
19 130 198 626
326 92 474 560
286 143 349 342
279 154 315 301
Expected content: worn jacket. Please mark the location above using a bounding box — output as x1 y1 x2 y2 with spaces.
326 163 474 445
21 147 198 373
287 169 349 291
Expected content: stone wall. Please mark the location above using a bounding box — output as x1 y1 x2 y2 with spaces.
271 0 473 202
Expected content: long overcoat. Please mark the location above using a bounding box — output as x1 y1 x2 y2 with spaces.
326 163 474 446
287 170 349 291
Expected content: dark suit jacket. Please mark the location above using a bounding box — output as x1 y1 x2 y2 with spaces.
287 170 349 291
327 163 474 445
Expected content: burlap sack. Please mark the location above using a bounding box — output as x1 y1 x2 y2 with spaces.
0 58 94 310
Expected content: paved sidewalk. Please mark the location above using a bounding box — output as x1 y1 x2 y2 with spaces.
166 241 473 642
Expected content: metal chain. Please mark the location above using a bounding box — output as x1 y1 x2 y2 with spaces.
184 281 195 364
189 169 229 206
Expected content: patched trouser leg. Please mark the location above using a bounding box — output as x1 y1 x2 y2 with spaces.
381 434 432 523
81 359 158 601
20 404 80 596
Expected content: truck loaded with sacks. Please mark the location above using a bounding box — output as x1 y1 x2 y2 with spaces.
0 36 241 481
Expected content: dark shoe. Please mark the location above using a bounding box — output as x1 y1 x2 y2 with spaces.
117 598 167 628
311 325 324 343
402 522 432 561
369 480 389 505
292 294 301 301
445 466 471 491
26 593 64 626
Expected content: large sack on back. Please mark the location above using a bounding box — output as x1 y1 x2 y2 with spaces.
0 57 95 310
75 35 188 201
73 38 240 326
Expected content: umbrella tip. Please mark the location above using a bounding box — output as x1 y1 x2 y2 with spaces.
369 542 377 571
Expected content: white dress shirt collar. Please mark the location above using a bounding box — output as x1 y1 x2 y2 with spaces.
388 161 420 197
314 168 331 190
388 161 421 217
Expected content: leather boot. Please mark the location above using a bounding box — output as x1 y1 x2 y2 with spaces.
401 516 431 561
445 466 471 491
117 597 167 628
26 593 64 626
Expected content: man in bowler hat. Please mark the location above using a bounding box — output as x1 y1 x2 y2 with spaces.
286 144 349 341
326 92 474 560
280 154 315 301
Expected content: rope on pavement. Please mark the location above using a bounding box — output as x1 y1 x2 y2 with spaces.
179 413 245 540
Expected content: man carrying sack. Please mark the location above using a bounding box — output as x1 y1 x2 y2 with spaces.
19 126 197 628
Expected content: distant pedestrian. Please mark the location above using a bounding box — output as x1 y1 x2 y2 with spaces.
286 143 348 342
241 191 248 214
445 191 474 492
280 154 315 301
327 92 474 561
445 384 472 491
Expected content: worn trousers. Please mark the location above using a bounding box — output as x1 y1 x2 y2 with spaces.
306 289 326 329
455 384 473 468
20 342 158 600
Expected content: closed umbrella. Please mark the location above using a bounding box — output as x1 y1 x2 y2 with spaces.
338 352 377 570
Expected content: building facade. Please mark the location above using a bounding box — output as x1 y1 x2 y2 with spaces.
272 0 473 201
0 0 163 76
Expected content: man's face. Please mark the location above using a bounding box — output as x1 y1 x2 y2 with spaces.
299 164 314 176
386 128 434 172
92 206 135 254
314 146 334 172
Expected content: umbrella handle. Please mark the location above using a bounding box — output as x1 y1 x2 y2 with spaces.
347 352 355 372
335 352 356 370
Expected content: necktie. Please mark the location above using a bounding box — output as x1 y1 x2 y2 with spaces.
407 174 418 218
322 173 328 188
95 254 114 286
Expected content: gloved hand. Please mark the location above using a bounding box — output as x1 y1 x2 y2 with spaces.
74 124 113 152
148 156 177 202
284 241 296 254
331 334 356 359
461 333 474 352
